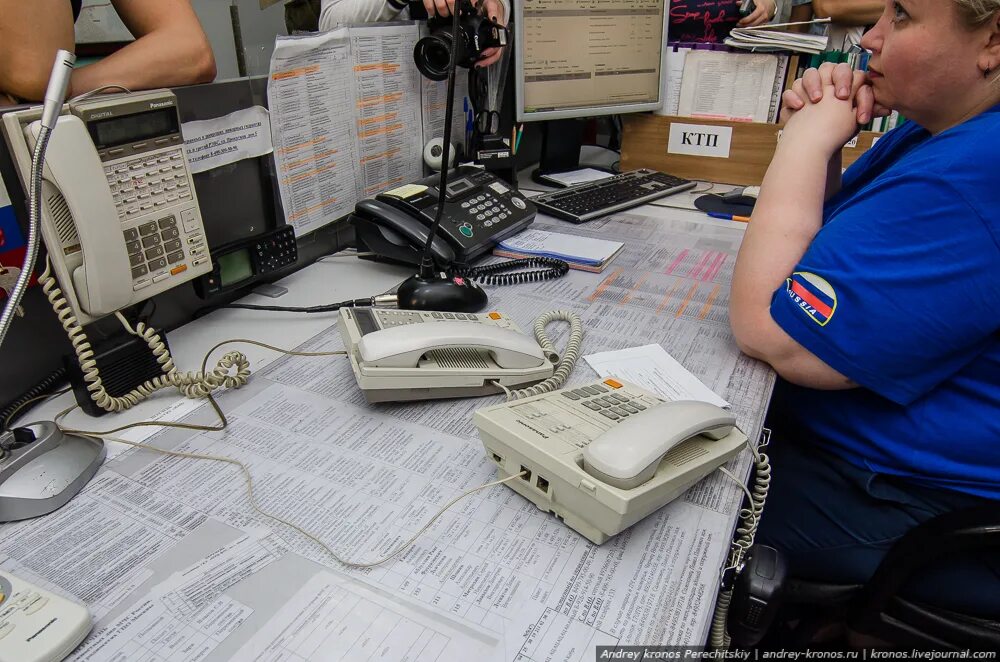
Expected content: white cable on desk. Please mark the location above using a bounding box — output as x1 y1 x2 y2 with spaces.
71 430 528 570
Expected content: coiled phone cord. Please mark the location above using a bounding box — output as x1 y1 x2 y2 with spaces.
38 259 251 413
500 310 584 400
709 440 772 650
455 257 569 286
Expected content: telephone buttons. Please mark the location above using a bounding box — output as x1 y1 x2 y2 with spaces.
131 265 148 278
133 279 151 291
186 234 203 245
170 264 187 275
148 257 167 271
126 240 142 254
180 209 199 233
160 227 180 241
152 273 170 283
139 221 158 236
0 622 13 640
128 253 143 267
459 223 474 238
158 216 176 229
141 235 160 249
167 251 185 265
164 239 182 252
123 228 138 242
145 246 164 259
192 257 208 267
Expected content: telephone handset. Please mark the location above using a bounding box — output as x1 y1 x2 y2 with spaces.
0 89 212 325
338 307 558 403
358 321 550 369
473 378 748 544
583 400 736 490
351 165 536 268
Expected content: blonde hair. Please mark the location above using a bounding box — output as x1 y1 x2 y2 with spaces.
954 0 1000 26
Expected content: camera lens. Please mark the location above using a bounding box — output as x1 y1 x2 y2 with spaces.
413 32 454 81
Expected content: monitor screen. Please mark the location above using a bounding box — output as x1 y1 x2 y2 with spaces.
515 0 668 122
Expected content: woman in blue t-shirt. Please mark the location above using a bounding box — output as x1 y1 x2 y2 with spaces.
669 0 781 43
730 0 1000 614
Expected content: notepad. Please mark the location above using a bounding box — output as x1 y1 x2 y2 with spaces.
494 229 624 273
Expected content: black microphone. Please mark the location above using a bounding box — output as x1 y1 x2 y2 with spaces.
396 1 488 314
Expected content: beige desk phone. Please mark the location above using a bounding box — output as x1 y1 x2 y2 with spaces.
474 378 747 544
0 89 211 325
338 308 558 403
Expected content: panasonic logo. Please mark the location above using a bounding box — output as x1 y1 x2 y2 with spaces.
149 101 174 109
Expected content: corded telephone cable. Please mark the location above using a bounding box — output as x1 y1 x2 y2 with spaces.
38 259 252 413
494 309 584 400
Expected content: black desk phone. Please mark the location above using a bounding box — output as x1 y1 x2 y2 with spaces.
351 166 535 267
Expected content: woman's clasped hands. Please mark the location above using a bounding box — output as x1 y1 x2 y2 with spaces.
779 62 891 154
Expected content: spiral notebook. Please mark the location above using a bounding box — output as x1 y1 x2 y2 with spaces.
494 229 624 273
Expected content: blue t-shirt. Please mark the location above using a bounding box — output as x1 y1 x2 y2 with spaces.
769 105 1000 500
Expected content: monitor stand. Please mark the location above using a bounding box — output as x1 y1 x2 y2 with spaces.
531 119 615 187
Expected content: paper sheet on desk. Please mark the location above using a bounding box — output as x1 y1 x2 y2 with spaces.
585 344 730 408
268 29 361 236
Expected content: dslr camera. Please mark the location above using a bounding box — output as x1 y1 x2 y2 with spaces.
413 0 509 81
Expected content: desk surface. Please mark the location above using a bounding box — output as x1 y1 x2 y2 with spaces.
4 199 773 661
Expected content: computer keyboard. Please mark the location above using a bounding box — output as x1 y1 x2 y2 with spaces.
532 169 696 223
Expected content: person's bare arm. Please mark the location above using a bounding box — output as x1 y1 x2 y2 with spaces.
0 0 76 102
69 0 215 97
811 0 882 25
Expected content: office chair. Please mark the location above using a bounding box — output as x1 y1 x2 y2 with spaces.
734 505 1000 650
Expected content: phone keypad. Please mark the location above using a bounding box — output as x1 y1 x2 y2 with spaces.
562 386 648 421
104 147 192 221
104 146 208 292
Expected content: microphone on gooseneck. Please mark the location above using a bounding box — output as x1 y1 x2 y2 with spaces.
396 2 487 313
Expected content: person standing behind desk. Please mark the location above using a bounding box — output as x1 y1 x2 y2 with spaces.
669 0 790 43
729 0 1000 615
319 0 509 67
0 0 216 105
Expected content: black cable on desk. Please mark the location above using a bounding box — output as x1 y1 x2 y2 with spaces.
219 296 383 314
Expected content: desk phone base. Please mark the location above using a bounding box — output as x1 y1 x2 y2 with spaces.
474 379 747 544
338 308 555 403
0 571 91 662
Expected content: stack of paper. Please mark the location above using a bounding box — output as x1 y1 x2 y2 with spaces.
677 51 788 123
494 228 624 273
725 27 828 54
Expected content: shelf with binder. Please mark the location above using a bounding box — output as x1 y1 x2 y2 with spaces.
621 114 882 187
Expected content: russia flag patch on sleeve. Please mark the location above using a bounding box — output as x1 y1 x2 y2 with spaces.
785 272 837 326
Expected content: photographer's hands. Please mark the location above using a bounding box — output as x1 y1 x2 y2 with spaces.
737 0 776 27
422 0 508 67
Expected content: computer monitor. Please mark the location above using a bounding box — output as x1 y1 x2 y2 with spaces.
513 0 669 177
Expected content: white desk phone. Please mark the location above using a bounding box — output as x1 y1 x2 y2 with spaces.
0 89 211 325
0 571 91 662
474 378 747 544
338 307 560 402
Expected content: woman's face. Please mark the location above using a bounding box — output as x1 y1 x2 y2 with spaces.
861 0 991 129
